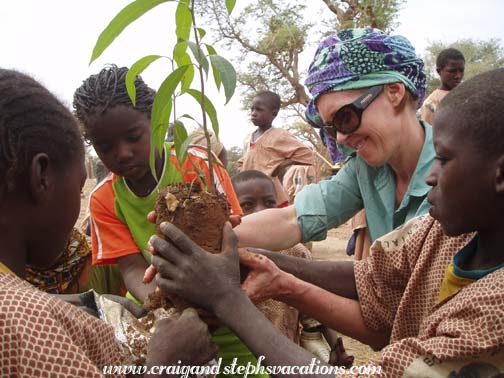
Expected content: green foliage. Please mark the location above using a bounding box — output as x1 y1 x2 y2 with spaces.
185 89 219 137
90 0 172 64
175 0 192 41
208 55 236 104
150 65 189 175
424 38 504 96
91 0 237 189
322 0 405 33
225 0 236 15
126 55 163 106
173 121 191 169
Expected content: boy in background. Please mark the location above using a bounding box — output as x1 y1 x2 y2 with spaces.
239 91 314 207
421 48 465 125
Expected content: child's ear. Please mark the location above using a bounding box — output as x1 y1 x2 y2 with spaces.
29 153 51 203
436 67 441 76
384 83 407 108
495 155 504 195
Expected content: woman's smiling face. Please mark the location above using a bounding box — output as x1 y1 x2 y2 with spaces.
316 87 400 167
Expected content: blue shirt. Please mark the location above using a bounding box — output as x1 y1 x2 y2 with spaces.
295 122 434 243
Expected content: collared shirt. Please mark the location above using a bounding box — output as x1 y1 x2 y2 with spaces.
294 122 434 243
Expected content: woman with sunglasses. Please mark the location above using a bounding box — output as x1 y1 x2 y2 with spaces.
231 30 433 337
235 28 432 252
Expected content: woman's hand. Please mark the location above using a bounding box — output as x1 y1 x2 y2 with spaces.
239 249 293 303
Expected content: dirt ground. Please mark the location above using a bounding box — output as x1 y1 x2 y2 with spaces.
79 178 380 365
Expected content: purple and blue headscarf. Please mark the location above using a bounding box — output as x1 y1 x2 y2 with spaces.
305 28 426 129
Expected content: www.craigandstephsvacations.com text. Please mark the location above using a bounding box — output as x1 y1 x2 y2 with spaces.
103 356 383 376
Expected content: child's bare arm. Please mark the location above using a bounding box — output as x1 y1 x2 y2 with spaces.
117 253 157 304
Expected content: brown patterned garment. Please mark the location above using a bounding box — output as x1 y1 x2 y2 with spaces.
0 273 125 377
256 243 311 343
352 215 504 377
239 128 314 205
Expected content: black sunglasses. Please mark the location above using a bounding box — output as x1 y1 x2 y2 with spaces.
322 85 384 137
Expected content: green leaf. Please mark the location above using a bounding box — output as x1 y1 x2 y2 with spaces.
126 55 163 106
196 27 206 40
173 121 190 167
201 156 224 169
208 55 236 104
186 158 209 192
174 50 194 91
205 44 221 90
150 65 190 176
175 1 192 41
225 0 236 15
187 41 209 75
173 38 188 61
186 88 219 138
90 0 172 63
179 113 197 122
150 97 172 179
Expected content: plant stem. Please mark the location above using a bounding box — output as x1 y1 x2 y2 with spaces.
171 59 177 123
191 0 216 193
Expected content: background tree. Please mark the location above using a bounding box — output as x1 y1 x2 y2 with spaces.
226 146 243 177
424 38 504 96
204 0 405 176
322 0 404 32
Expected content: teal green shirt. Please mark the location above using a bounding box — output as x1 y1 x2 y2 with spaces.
295 122 434 243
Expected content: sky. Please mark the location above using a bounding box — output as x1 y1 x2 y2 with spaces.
1 0 503 149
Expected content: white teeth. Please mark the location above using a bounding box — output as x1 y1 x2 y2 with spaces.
355 138 366 150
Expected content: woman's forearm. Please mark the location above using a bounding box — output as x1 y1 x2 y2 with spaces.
235 206 301 250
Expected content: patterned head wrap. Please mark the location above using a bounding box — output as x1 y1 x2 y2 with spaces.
305 28 426 128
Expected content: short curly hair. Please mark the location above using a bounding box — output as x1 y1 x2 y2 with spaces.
437 68 504 158
436 48 465 70
254 90 281 112
0 69 82 196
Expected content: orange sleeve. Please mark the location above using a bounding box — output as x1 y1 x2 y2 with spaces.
177 146 243 217
89 178 141 265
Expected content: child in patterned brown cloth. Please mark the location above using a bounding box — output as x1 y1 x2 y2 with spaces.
150 68 504 376
0 68 216 377
238 90 314 207
420 48 465 125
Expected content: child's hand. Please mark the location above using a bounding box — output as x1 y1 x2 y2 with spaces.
143 213 241 285
146 308 218 370
239 249 291 303
149 222 241 312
